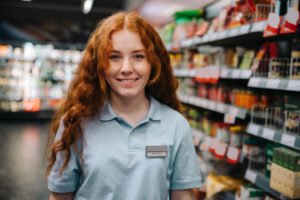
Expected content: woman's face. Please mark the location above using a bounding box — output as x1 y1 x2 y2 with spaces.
104 29 151 100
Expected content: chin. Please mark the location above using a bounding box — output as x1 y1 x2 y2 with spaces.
117 91 140 99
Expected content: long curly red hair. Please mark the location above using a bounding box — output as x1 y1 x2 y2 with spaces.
46 11 181 176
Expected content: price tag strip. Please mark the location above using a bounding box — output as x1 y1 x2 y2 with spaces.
227 147 240 164
245 169 257 183
193 37 202 45
262 128 275 140
214 142 227 157
266 79 280 89
231 69 240 78
211 33 218 41
287 80 300 91
251 21 267 32
240 70 252 79
280 134 296 148
240 24 251 35
229 28 240 37
202 99 208 108
218 31 228 40
247 123 261 135
221 69 229 78
217 103 226 113
224 113 236 124
248 77 261 87
208 101 216 110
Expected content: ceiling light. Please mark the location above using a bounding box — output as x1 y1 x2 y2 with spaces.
82 0 94 14
21 0 32 2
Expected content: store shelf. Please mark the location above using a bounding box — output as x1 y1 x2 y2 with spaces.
244 169 287 200
220 69 252 79
173 68 195 78
0 110 54 120
246 123 300 151
248 77 300 92
174 68 252 79
178 93 247 119
181 21 266 48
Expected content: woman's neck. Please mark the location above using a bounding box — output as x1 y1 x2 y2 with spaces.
109 93 150 127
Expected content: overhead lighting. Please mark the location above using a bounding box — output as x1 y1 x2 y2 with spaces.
82 0 94 14
21 0 32 2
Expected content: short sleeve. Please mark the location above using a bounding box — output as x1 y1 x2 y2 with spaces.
170 119 203 190
47 120 81 193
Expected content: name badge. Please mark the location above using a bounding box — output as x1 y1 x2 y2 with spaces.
146 145 168 158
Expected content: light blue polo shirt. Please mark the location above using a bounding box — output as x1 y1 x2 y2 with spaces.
48 97 202 200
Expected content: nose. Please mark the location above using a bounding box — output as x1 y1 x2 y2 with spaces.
120 57 133 74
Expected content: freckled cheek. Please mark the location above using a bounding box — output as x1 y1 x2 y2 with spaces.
104 66 119 77
135 62 151 75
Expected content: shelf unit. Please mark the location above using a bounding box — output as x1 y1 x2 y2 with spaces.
174 68 252 79
248 77 300 92
244 169 288 200
181 21 267 47
0 110 54 120
0 43 80 116
178 93 248 119
246 123 300 151
173 4 300 198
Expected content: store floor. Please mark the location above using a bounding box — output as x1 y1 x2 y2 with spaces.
0 121 50 200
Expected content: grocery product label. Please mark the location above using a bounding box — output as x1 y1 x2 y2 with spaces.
280 134 296 147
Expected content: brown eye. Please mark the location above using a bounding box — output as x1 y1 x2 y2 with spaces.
133 54 145 61
109 55 122 61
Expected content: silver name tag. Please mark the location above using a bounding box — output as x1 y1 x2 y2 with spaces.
146 145 168 158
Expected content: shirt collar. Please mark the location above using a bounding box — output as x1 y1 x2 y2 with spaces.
99 100 118 121
99 96 161 122
147 96 161 121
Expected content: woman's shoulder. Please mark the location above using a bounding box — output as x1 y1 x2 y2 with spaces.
159 102 189 128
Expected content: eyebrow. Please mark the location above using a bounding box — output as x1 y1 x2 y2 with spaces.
110 49 146 54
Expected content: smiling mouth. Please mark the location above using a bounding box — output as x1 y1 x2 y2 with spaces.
117 78 139 82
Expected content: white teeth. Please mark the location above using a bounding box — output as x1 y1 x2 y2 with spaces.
118 78 138 82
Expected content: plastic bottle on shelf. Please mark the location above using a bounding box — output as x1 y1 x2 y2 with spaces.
291 37 300 79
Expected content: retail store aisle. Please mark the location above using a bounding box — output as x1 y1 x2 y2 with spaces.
0 121 49 200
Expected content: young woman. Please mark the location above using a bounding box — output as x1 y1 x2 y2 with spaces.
47 12 202 200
